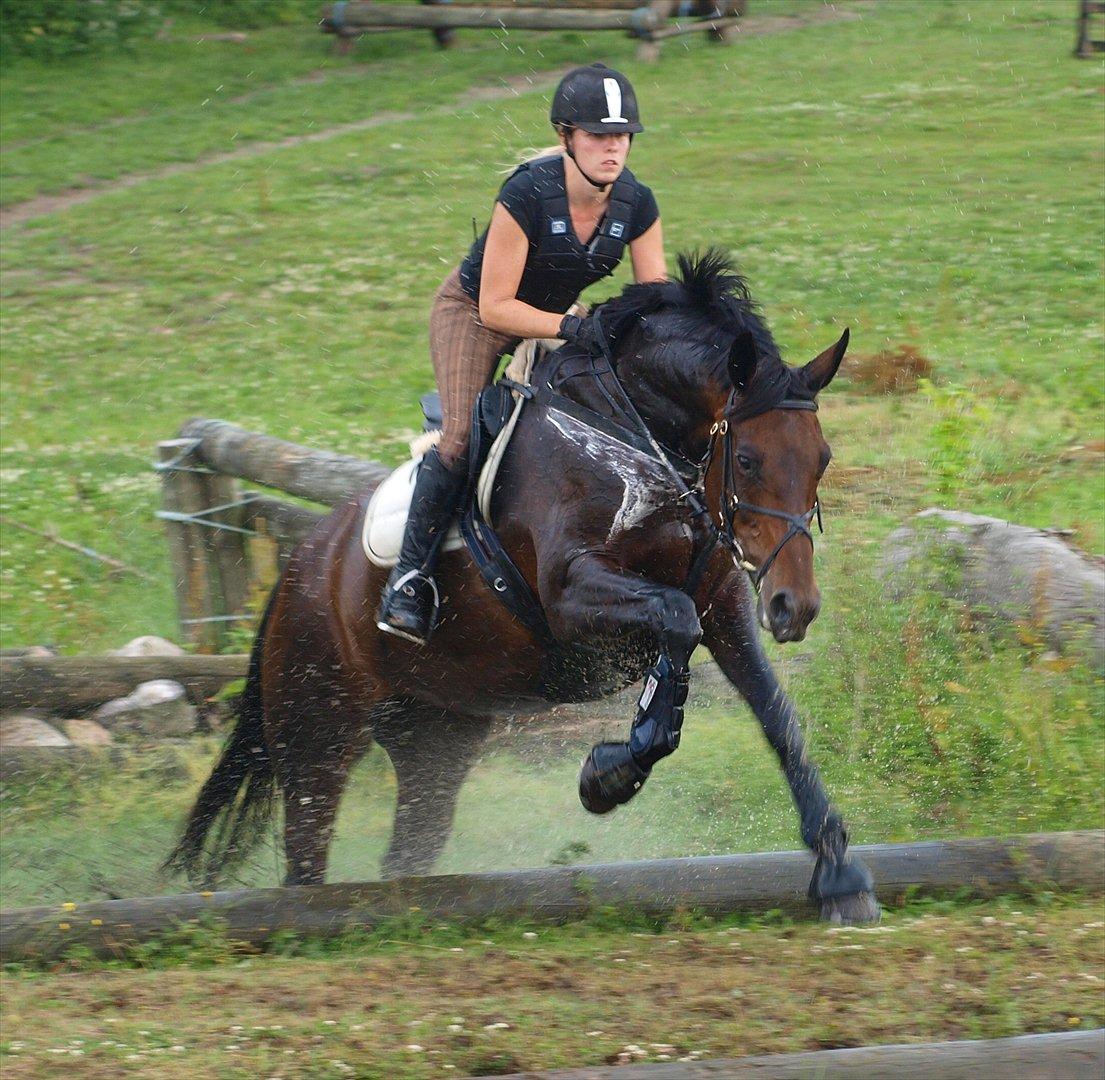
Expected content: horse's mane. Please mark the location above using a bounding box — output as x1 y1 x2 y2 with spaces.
594 248 814 417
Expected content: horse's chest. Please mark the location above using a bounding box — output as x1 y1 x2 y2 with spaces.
544 406 681 543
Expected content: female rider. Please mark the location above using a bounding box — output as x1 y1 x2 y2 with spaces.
378 62 667 644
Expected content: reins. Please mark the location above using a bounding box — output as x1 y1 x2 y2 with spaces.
561 309 825 597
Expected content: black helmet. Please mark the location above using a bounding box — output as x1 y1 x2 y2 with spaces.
550 63 643 135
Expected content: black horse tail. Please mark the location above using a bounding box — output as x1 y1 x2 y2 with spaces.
162 589 278 888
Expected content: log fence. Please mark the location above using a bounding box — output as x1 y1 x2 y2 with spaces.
156 419 378 651
1077 0 1105 56
321 1 748 61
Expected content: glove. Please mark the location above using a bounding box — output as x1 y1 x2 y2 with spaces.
557 312 603 354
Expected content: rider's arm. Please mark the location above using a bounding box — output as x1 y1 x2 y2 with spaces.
478 204 566 339
479 202 570 336
629 218 666 283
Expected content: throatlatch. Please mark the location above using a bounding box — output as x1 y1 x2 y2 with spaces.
579 653 689 814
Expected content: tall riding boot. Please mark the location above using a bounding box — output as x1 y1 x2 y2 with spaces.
377 447 468 644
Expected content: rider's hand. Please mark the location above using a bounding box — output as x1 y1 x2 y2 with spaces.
557 312 603 354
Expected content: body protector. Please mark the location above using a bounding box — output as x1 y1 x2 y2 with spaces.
460 155 643 313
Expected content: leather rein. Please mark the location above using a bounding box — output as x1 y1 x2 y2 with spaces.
558 309 825 598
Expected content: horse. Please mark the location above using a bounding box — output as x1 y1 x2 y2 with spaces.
165 249 879 924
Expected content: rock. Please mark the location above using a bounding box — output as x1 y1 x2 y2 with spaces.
1 712 72 748
92 679 197 737
62 719 113 748
0 712 73 779
110 636 185 658
0 645 57 658
880 508 1105 668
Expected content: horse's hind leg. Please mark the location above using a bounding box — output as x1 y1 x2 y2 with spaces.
272 702 373 887
373 702 491 879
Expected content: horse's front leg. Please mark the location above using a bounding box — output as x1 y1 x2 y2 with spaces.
543 551 701 814
703 580 880 924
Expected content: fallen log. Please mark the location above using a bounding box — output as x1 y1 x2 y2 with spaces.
0 654 248 714
321 2 658 33
2 831 1100 962
176 418 389 507
503 1030 1105 1080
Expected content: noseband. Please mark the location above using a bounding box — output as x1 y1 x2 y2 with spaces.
715 396 824 590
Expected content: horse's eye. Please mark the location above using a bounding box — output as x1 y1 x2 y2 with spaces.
735 453 755 472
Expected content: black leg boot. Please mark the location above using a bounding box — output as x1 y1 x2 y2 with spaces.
376 447 468 644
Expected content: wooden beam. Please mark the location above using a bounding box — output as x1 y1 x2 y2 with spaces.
2 831 1101 961
0 653 248 714
320 2 656 33
176 419 389 507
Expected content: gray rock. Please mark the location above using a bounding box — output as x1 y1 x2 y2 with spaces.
92 679 197 737
110 636 185 658
880 508 1105 668
0 712 73 780
0 712 72 748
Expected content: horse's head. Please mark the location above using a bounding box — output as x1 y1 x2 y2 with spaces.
599 249 847 644
722 327 848 642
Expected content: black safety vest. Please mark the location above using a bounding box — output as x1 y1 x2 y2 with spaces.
459 155 644 313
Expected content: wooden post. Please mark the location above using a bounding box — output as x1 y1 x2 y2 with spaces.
422 0 456 48
194 470 253 644
1076 0 1105 57
157 440 220 652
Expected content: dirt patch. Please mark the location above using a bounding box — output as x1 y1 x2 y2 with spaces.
843 344 936 395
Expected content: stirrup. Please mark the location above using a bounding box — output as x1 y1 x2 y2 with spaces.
377 569 441 644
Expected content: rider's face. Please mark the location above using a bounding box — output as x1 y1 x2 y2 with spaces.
564 129 631 185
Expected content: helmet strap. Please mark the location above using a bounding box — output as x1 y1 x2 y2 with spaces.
561 128 610 192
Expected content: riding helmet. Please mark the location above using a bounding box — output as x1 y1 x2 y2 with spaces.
550 63 644 134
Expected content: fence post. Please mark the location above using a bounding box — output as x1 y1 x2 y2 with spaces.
156 440 253 652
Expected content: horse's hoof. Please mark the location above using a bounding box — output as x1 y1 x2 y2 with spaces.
820 890 881 926
578 743 649 815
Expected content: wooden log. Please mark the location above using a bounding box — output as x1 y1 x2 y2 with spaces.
522 1031 1105 1080
649 13 743 41
2 831 1101 962
0 654 248 714
176 419 390 507
240 495 326 545
157 440 220 652
320 2 658 33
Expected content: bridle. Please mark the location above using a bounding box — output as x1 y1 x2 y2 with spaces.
714 395 824 591
571 307 826 597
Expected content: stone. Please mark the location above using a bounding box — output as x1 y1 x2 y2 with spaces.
0 712 73 779
110 636 185 657
880 508 1105 669
92 679 197 737
0 712 72 748
62 719 113 748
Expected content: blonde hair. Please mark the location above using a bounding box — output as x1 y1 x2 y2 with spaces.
498 144 563 175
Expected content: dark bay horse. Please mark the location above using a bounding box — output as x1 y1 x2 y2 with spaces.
167 250 878 924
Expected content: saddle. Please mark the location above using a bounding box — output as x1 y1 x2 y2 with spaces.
361 338 553 638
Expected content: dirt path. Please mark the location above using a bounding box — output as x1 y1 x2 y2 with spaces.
0 5 861 231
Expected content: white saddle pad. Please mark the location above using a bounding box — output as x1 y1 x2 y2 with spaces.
361 336 552 569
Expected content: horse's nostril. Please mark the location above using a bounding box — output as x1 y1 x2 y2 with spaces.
769 590 795 626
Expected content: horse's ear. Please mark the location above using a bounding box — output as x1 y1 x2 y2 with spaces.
803 327 849 394
728 330 759 391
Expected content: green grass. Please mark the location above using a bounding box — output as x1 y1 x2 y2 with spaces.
0 0 1103 910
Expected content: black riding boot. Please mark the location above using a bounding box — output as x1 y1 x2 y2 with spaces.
376 447 468 644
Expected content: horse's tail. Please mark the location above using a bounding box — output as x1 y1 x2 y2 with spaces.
162 589 279 888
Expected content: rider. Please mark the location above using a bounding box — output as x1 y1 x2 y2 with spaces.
378 62 667 644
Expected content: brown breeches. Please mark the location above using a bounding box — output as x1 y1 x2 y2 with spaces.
429 269 521 468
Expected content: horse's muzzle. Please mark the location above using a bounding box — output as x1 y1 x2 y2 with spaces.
578 742 651 814
758 588 819 643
